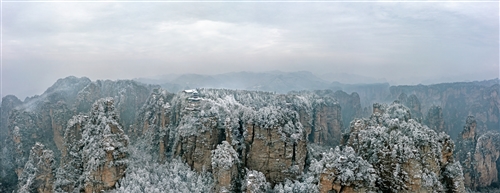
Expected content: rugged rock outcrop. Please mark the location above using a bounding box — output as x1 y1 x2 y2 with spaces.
212 141 241 192
0 95 22 143
311 103 342 146
314 90 362 132
74 79 157 136
242 107 307 185
81 98 129 193
132 88 174 162
17 142 55 193
3 78 363 192
456 116 500 190
344 102 465 193
6 76 154 154
424 105 446 133
289 90 345 147
54 115 88 192
132 88 353 187
174 114 222 172
170 91 223 172
332 91 362 126
316 146 378 193
0 77 155 192
330 82 391 109
455 116 479 188
4 87 79 181
8 109 58 184
390 82 500 139
133 89 337 187
474 132 500 188
54 98 129 193
0 95 24 192
167 89 309 184
398 93 423 121
6 76 498 192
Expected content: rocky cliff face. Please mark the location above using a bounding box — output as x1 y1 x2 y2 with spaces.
311 103 343 146
133 89 358 188
344 102 465 193
332 83 391 109
455 116 479 188
1 78 363 192
169 91 224 173
132 88 174 162
54 98 129 193
131 89 467 192
166 89 309 184
81 98 129 193
456 116 500 190
397 93 423 121
212 141 241 192
6 77 154 155
5 77 494 192
390 82 500 139
8 108 59 186
74 80 157 136
242 107 307 185
0 95 24 192
316 146 378 193
0 77 155 192
17 142 55 193
0 95 22 144
289 90 346 147
424 105 446 133
54 114 88 192
474 132 500 188
314 90 362 132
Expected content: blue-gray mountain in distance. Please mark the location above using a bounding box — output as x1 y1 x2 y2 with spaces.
134 71 387 94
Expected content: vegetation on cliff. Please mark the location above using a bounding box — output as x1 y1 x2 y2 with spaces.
3 76 499 192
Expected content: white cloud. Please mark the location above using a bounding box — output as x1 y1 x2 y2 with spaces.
152 20 285 54
2 2 498 98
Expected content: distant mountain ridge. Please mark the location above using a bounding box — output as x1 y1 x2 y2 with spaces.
135 71 498 94
135 71 390 93
135 71 332 93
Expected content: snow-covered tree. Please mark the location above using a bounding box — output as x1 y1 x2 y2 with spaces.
110 145 213 193
243 170 270 193
309 146 378 192
212 141 241 192
17 142 55 193
54 98 129 192
345 101 465 192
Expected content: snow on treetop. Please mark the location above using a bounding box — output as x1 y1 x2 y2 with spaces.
80 97 128 173
66 114 88 129
172 89 309 142
244 170 270 192
211 141 240 170
317 146 377 188
346 102 461 192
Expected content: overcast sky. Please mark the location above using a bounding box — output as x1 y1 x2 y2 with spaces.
2 1 499 99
